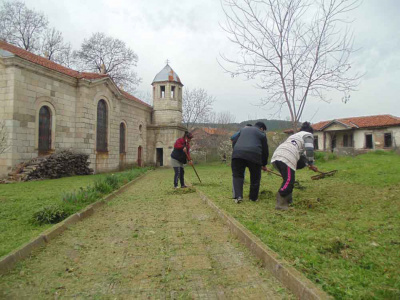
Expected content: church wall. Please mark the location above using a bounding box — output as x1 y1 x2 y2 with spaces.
75 83 152 173
0 63 15 177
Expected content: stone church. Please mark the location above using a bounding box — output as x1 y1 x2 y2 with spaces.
0 40 186 178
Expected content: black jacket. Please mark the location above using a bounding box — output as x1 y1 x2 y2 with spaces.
232 127 269 166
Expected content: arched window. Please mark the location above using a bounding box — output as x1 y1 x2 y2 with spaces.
97 100 108 151
39 106 51 152
120 122 126 154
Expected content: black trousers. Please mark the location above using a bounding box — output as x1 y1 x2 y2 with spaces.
273 161 295 196
173 167 185 187
231 158 262 200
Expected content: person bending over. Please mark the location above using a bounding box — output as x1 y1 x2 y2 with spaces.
170 131 193 189
271 122 319 210
231 122 269 203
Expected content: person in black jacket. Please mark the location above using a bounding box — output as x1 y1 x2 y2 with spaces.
170 131 193 188
231 122 269 203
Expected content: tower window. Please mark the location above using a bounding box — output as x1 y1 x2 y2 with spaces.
171 86 175 98
160 86 165 98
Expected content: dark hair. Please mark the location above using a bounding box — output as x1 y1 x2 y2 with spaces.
300 122 314 134
254 122 267 131
183 131 193 139
246 124 252 127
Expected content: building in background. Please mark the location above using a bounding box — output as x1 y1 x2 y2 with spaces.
312 115 400 154
0 40 186 178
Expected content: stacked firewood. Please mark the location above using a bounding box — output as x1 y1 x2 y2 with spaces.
26 151 93 180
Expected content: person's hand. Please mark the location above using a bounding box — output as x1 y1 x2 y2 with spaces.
262 166 268 172
188 160 193 166
309 165 319 172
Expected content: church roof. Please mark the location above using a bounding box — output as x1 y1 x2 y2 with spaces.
152 64 182 85
0 40 152 108
0 40 107 80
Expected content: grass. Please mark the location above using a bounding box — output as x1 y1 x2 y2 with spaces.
188 151 400 299
0 168 148 257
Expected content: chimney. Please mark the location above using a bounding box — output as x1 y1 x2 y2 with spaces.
100 64 106 74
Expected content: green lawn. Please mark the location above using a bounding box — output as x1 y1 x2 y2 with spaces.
188 151 400 299
0 169 147 258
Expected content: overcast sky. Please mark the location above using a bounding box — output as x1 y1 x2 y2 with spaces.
21 0 400 123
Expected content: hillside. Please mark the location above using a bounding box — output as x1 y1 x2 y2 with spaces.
193 119 296 132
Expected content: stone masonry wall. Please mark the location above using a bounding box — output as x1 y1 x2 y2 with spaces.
0 62 15 177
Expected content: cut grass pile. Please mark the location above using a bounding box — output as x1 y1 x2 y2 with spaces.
0 168 148 258
189 151 400 299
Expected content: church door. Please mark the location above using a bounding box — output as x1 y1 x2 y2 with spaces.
156 148 163 166
137 146 142 167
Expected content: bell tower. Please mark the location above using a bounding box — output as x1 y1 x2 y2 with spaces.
147 63 186 167
151 63 183 125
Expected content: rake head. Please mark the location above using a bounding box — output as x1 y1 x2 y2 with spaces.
311 170 338 180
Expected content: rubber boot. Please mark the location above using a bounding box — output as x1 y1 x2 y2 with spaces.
286 193 293 205
275 192 289 210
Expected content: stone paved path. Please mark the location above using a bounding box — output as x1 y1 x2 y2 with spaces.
0 169 293 299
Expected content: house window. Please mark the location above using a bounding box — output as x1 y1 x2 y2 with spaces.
349 134 354 147
96 100 108 152
313 135 319 150
343 134 348 147
160 86 165 98
171 86 175 98
38 106 51 152
120 123 126 154
365 134 373 149
384 133 392 148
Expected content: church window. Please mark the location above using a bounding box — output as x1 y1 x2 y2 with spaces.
160 86 165 98
96 100 108 152
38 106 51 152
120 123 126 154
171 86 175 98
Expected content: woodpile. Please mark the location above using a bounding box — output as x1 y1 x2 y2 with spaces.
26 151 93 180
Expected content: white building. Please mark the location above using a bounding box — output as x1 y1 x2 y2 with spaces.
312 115 400 154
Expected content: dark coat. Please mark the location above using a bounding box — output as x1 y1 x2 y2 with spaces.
232 127 269 166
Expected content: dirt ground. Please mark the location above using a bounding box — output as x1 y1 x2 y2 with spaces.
0 169 293 299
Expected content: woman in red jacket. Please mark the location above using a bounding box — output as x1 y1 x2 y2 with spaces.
170 131 193 188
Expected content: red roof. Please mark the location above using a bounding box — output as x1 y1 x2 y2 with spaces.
120 90 151 108
0 40 107 80
313 114 400 131
0 40 151 108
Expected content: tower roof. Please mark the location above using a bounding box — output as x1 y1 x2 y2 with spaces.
152 64 182 85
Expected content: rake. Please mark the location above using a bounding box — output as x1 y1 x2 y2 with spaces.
311 170 338 180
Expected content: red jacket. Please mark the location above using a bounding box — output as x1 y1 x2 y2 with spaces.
171 138 191 163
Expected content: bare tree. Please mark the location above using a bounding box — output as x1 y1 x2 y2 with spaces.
0 121 9 155
0 1 48 51
74 32 141 93
183 88 215 130
41 28 73 66
220 0 361 131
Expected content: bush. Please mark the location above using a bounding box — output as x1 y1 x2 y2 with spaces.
62 187 99 205
93 178 113 194
104 174 120 189
32 204 74 225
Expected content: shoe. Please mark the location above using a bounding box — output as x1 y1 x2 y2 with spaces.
234 197 243 204
174 186 179 189
250 199 259 202
275 192 289 210
181 185 189 188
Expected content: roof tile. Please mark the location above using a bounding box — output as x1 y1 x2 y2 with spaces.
313 114 400 130
0 40 151 108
